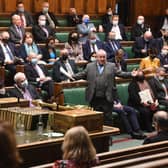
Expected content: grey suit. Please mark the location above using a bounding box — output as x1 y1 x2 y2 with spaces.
77 23 100 43
74 61 131 125
8 25 25 44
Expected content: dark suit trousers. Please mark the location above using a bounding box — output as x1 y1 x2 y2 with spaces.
41 80 54 100
113 105 140 133
90 97 113 126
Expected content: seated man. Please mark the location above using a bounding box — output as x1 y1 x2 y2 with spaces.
35 1 58 29
8 72 40 107
158 45 168 71
25 52 54 102
32 15 55 43
131 15 150 41
77 14 100 43
149 67 168 109
52 49 78 82
67 8 81 26
104 31 128 61
132 31 156 58
8 14 25 44
140 48 160 75
111 49 127 71
82 31 104 61
11 1 34 27
143 111 168 144
113 89 145 139
105 14 127 41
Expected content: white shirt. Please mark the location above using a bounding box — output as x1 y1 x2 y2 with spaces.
90 43 98 53
162 17 168 30
34 64 46 79
111 25 122 40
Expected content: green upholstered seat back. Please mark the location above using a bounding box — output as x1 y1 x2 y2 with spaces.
55 32 69 42
127 64 139 72
63 87 88 106
116 83 129 105
123 46 134 59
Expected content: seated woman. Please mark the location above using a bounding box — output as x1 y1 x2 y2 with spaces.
41 36 58 64
65 31 84 62
19 32 43 62
128 70 159 132
53 126 99 168
0 120 22 168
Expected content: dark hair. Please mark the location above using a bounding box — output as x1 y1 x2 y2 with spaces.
67 31 79 46
147 48 158 56
22 32 34 43
0 120 22 168
16 1 24 6
46 36 55 47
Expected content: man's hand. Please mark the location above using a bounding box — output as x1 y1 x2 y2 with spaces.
131 69 138 77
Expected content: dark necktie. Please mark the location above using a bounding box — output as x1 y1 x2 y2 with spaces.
92 43 96 53
4 44 14 60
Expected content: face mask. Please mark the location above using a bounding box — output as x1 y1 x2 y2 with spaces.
158 76 164 81
164 36 168 41
21 80 28 88
161 49 168 55
42 7 49 13
0 88 5 95
136 75 145 82
83 18 89 24
2 38 9 43
62 54 68 61
150 54 156 59
108 36 115 40
90 39 96 44
18 7 24 13
112 20 118 26
71 36 78 42
91 56 96 62
31 58 38 65
137 19 144 25
107 12 112 15
39 20 46 26
48 44 55 49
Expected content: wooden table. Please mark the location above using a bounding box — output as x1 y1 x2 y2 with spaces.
17 126 119 167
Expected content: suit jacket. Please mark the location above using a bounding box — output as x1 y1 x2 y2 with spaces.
77 23 99 43
82 40 104 61
104 40 122 60
67 14 81 26
102 14 112 31
25 63 49 83
52 59 78 82
8 25 25 44
158 54 168 67
0 42 18 62
11 11 34 26
105 23 127 41
143 131 168 144
18 43 42 61
32 25 55 43
132 37 156 58
74 62 131 103
8 84 40 99
35 11 58 26
149 77 168 101
131 23 149 41
41 47 57 63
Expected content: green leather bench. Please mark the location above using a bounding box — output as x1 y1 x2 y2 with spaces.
123 46 134 59
55 32 69 42
0 18 11 27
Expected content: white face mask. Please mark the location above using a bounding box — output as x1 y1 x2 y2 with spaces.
137 19 144 25
90 39 96 44
0 88 5 95
112 20 118 26
161 49 168 55
158 76 164 81
91 56 96 62
39 20 46 26
107 12 112 15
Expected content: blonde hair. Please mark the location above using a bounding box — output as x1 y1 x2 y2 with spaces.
62 126 96 165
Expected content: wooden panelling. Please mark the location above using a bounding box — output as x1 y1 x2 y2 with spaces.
86 0 96 14
4 0 16 12
74 0 84 14
97 0 107 14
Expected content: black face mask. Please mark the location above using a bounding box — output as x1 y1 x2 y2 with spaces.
150 55 156 59
71 36 78 42
2 38 9 44
136 75 145 82
62 54 68 61
164 36 168 41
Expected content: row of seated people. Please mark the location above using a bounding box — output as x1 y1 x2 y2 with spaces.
0 110 167 168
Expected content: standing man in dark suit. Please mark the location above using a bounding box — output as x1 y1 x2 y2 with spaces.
25 52 54 102
104 31 128 61
52 49 78 82
105 15 127 41
131 15 150 41
67 8 81 26
149 67 168 109
73 49 137 126
35 1 58 29
8 14 25 44
8 72 40 107
132 31 156 58
32 15 55 43
143 111 168 144
11 1 34 27
82 32 104 61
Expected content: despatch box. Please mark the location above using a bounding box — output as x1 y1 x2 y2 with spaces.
53 109 103 133
0 107 49 130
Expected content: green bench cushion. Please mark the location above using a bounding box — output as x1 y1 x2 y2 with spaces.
55 32 69 42
57 19 68 27
90 19 102 27
127 64 139 72
123 46 134 59
97 32 105 41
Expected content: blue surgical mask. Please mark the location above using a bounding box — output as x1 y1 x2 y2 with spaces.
31 58 38 65
83 18 89 24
